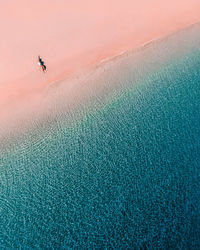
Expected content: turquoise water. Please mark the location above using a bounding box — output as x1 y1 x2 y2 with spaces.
1 45 200 248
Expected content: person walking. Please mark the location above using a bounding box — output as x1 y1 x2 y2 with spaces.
38 55 46 73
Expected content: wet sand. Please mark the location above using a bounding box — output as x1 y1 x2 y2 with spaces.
0 0 200 138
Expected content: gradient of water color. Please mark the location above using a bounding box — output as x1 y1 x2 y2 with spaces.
0 29 200 249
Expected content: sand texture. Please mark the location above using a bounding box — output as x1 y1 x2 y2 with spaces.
0 0 200 136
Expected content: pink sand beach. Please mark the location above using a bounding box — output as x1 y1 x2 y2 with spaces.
0 0 200 136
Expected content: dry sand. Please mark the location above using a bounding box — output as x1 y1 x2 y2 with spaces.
0 0 200 137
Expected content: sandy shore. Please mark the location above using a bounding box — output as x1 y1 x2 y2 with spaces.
0 0 200 138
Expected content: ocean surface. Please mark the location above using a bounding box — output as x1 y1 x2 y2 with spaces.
1 26 200 249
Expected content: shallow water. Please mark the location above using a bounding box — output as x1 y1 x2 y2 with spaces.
1 35 200 248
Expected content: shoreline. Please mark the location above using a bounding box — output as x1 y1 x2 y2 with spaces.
46 20 200 96
1 21 200 149
1 0 200 104
15 20 200 95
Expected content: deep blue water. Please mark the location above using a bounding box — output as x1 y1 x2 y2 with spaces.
0 47 200 249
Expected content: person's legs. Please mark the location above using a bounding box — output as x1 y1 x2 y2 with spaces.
42 65 46 72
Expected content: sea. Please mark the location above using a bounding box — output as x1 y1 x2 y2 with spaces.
0 24 200 249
